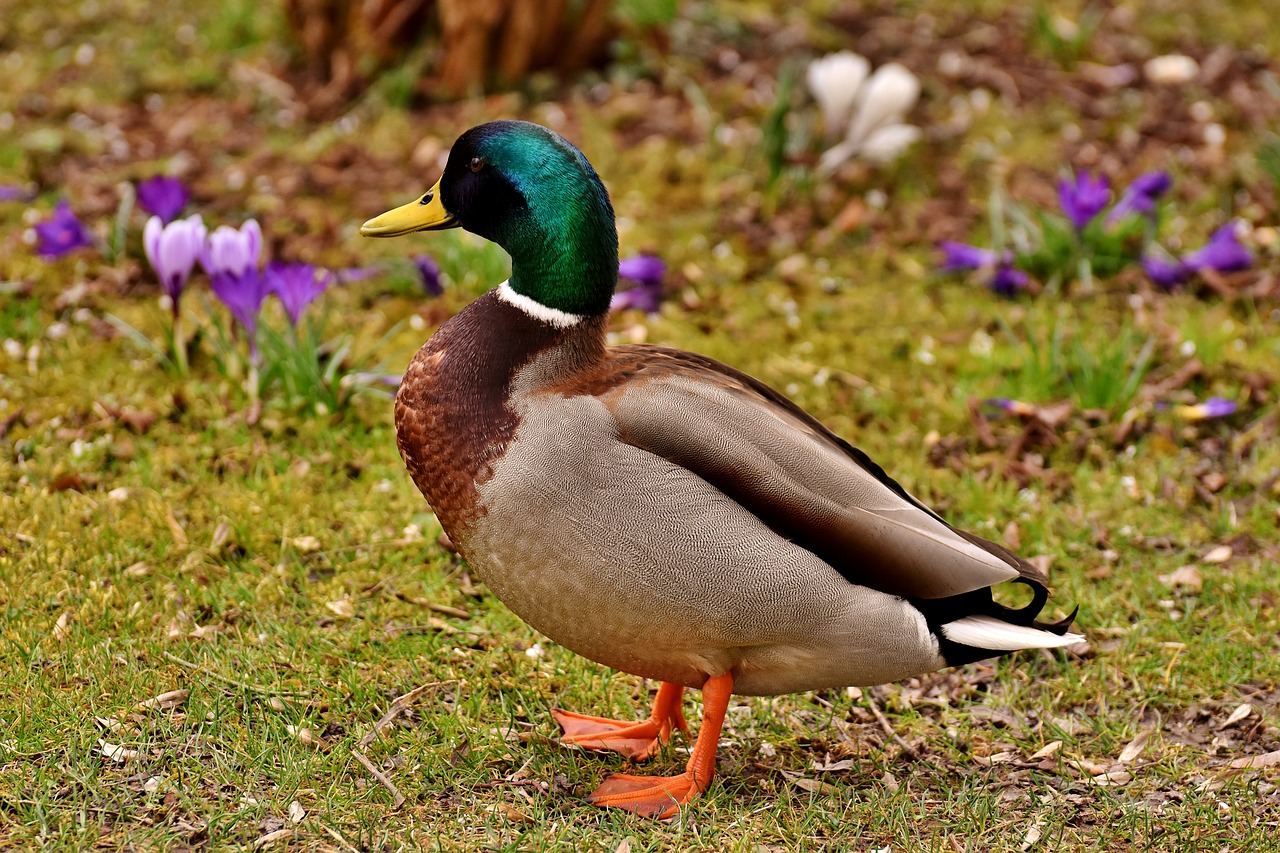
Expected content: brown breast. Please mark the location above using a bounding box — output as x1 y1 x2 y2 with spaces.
393 292 605 539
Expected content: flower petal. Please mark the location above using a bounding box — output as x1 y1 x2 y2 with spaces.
853 123 921 162
938 241 998 272
1182 222 1251 273
807 51 870 138
845 63 920 150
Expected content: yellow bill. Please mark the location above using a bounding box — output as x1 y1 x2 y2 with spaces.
360 177 458 237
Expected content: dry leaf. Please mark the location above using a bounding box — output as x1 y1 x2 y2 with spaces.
1027 554 1056 576
137 689 189 711
286 725 322 748
1159 565 1202 592
1227 749 1280 771
52 611 72 642
1021 818 1044 850
486 803 532 823
288 800 306 824
1218 703 1254 729
253 829 294 849
114 407 157 434
1202 545 1233 564
290 535 322 553
1029 740 1062 760
325 598 354 618
95 716 122 732
143 776 162 793
210 522 234 553
614 839 634 853
98 739 139 763
124 561 150 577
790 776 839 795
1089 768 1132 786
1118 729 1152 763
165 510 188 546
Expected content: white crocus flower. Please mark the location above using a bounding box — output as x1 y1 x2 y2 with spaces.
808 55 922 174
806 51 870 138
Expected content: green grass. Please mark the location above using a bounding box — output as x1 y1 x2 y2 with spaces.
2 0 1279 850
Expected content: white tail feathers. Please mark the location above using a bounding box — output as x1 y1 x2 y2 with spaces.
940 615 1084 651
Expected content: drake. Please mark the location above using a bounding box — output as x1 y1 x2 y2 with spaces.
361 120 1080 819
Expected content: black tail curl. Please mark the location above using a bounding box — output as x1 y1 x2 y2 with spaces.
909 577 1079 667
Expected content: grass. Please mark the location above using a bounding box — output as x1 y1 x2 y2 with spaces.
2 0 1279 850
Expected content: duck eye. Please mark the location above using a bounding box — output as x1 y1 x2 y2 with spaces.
468 157 486 173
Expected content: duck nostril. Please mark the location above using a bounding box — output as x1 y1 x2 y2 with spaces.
420 191 433 205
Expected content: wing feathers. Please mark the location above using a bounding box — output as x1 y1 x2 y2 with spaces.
941 615 1084 650
585 358 1026 599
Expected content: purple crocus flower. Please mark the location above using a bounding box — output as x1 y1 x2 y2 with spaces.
989 264 1029 296
611 254 666 314
143 214 207 316
34 200 95 258
985 398 1037 417
200 219 263 278
210 267 270 357
1142 255 1190 291
1182 223 1252 273
0 185 33 202
938 242 1027 296
1107 171 1171 224
413 254 442 297
1058 172 1110 231
266 261 333 326
938 241 1001 272
336 264 382 283
1174 397 1238 421
136 176 189 224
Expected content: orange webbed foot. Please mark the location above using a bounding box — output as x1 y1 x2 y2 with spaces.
586 770 704 819
572 672 734 820
552 709 670 760
552 681 689 760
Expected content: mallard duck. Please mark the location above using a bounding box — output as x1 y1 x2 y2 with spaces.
361 120 1080 819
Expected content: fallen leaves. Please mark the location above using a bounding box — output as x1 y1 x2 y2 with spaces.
98 739 139 763
1117 729 1153 764
137 688 189 711
1158 564 1203 592
1218 703 1255 730
1028 740 1062 760
1202 544 1233 564
1226 750 1280 772
781 770 840 796
286 725 324 749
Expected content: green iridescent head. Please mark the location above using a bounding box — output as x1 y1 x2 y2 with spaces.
361 120 619 317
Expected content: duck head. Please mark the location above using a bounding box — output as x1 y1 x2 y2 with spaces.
361 120 620 317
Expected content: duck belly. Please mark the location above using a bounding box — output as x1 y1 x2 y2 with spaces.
457 396 947 695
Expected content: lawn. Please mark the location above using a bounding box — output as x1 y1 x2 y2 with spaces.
1 0 1278 850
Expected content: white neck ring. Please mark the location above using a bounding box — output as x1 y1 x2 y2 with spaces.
495 281 585 329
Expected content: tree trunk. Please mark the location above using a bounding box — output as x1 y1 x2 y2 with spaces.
283 0 620 112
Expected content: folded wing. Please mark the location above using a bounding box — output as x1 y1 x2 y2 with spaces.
590 347 1024 600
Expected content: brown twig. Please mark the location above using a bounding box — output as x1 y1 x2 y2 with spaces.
351 748 405 808
352 680 452 807
358 681 446 749
865 694 918 759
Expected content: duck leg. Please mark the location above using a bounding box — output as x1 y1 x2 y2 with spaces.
584 672 732 819
552 681 688 760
